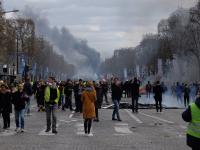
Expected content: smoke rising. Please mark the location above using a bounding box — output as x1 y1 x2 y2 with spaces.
22 7 101 79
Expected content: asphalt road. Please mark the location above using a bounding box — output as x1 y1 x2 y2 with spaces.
0 98 190 150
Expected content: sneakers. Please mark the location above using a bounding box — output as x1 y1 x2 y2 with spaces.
45 128 51 132
87 133 93 137
20 128 24 133
52 130 58 134
15 128 24 133
15 128 20 132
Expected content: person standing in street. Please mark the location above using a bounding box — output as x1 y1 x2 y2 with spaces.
131 77 140 113
0 84 12 129
94 81 103 122
23 78 33 116
184 84 190 108
111 78 122 121
146 81 152 99
44 77 60 134
64 79 74 111
182 90 200 150
153 81 163 113
81 81 96 136
101 80 109 105
12 83 29 133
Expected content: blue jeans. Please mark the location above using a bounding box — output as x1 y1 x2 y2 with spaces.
15 109 25 129
45 104 57 131
112 99 121 120
25 96 32 114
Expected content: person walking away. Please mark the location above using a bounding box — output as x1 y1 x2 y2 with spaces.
23 78 33 116
101 80 109 105
94 82 103 122
146 81 152 99
12 83 29 133
182 90 200 150
81 81 96 136
64 79 74 111
74 79 83 113
111 78 122 121
176 82 183 105
0 84 12 129
36 81 46 112
153 81 163 112
58 82 65 110
184 84 190 108
131 77 140 113
44 77 60 134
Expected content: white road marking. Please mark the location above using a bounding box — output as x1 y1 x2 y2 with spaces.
114 123 133 135
180 125 187 129
0 128 16 136
59 120 71 123
140 112 174 124
76 123 85 135
69 111 75 118
125 110 143 124
38 129 57 136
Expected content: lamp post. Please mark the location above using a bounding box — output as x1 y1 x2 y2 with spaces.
1 9 19 74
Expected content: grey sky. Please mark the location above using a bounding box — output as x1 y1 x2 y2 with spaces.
3 0 197 59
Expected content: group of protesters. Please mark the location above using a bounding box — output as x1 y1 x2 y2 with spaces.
0 76 200 149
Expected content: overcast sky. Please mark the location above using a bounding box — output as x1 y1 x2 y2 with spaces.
3 0 197 59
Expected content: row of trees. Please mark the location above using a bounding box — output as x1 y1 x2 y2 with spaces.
0 2 75 80
100 1 200 82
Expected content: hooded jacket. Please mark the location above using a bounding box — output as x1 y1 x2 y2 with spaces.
182 97 200 148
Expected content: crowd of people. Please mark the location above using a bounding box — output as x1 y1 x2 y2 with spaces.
0 76 200 149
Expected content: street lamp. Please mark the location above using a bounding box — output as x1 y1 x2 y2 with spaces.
2 9 20 74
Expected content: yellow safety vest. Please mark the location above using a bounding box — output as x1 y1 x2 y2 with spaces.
187 103 200 139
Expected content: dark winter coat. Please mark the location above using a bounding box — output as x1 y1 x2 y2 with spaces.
12 91 29 111
111 83 122 101
36 85 46 106
131 81 140 98
95 85 103 108
153 84 163 101
23 82 33 96
64 83 73 97
182 97 200 149
0 92 12 113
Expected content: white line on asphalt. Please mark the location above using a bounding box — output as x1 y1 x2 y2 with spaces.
59 120 71 123
180 125 187 129
69 111 75 118
139 112 174 124
0 126 17 136
114 122 133 135
76 123 85 135
0 130 16 136
38 129 56 136
114 125 133 134
125 110 143 124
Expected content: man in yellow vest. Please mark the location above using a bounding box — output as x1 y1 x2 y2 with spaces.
182 90 200 150
44 76 60 134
